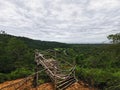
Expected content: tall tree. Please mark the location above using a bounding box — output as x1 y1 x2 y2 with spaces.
107 33 120 44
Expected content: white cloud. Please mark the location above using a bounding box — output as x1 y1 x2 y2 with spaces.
0 0 120 43
88 0 120 11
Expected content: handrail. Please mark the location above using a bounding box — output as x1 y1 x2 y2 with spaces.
37 49 73 67
0 69 46 90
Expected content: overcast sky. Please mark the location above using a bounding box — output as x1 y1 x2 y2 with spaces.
0 0 120 43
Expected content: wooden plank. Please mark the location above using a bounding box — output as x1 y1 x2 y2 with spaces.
57 78 75 88
58 79 76 90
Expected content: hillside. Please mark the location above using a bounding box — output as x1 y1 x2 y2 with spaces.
0 34 70 50
0 33 120 90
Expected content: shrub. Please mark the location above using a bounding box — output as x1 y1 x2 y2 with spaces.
10 68 32 80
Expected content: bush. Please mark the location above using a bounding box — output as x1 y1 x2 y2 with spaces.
0 73 8 83
38 79 45 84
9 68 32 80
76 67 120 89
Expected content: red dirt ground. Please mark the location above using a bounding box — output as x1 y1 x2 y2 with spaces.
0 79 97 90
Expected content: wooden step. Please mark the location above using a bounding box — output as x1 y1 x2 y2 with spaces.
57 78 75 88
57 79 76 90
57 77 76 90
57 76 74 85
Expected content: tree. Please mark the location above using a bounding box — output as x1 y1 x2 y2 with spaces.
6 37 28 68
0 30 6 34
107 33 120 44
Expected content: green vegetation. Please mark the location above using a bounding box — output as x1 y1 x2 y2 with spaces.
75 33 120 89
0 34 70 83
0 32 120 90
107 33 120 44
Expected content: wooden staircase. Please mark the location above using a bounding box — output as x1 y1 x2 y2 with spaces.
34 50 77 90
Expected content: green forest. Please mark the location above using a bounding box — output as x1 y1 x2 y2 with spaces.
0 33 120 90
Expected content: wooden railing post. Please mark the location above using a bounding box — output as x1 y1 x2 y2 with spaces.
33 49 39 89
54 66 57 90
33 66 38 88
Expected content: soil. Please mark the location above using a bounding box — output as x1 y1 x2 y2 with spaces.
0 79 97 90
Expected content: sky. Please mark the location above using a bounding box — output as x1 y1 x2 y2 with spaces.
0 0 120 43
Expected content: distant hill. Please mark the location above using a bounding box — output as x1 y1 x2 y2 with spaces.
0 34 70 50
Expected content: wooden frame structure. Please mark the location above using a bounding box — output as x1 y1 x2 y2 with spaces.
34 50 77 90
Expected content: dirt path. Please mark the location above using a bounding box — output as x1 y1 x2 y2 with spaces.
0 79 23 89
0 79 96 90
